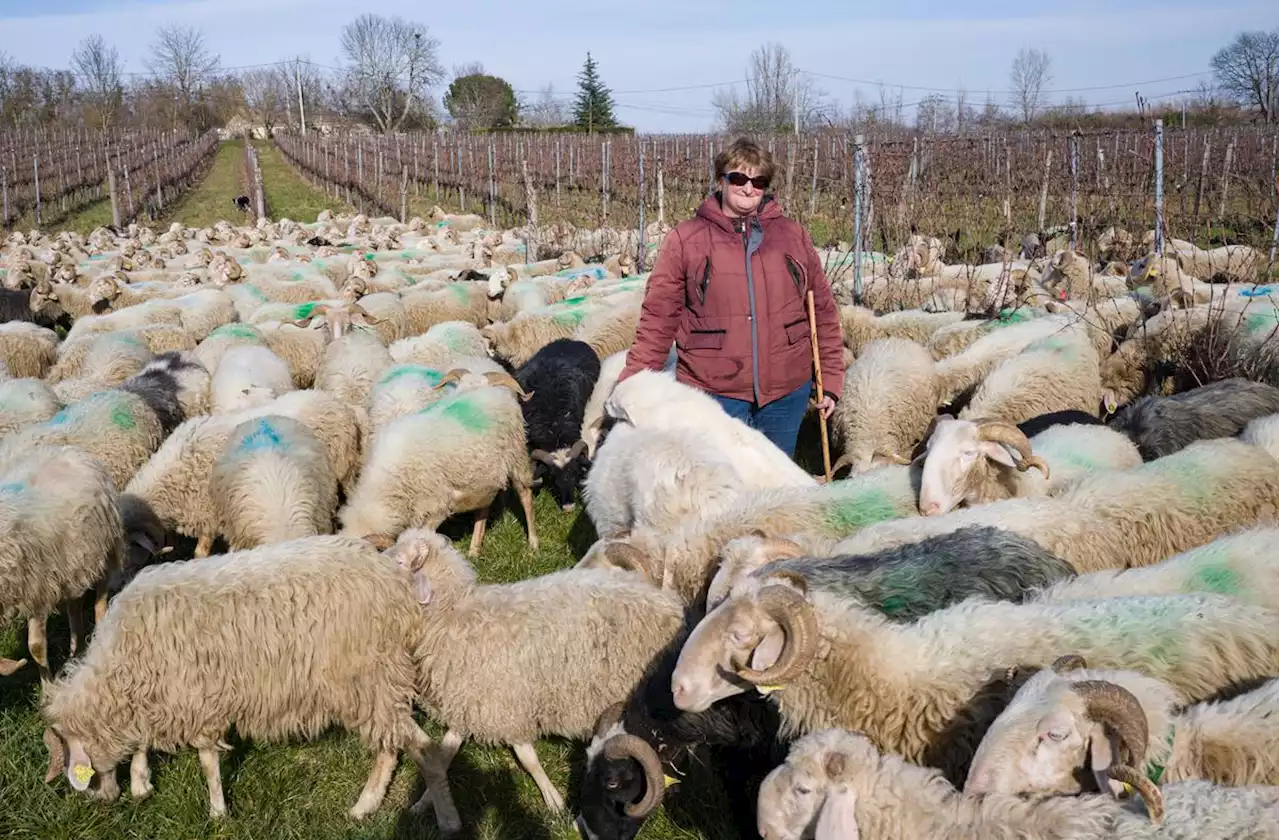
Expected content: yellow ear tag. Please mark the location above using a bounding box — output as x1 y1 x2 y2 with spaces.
757 684 785 696
663 774 680 788
1121 781 1135 796
72 764 95 785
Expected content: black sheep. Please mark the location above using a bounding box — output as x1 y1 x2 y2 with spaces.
118 351 208 436
515 338 601 509
1015 409 1101 439
232 195 252 212
578 617 785 840
1107 377 1278 460
0 287 65 329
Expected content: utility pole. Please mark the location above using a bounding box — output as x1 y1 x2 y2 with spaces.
793 72 801 135
295 60 307 135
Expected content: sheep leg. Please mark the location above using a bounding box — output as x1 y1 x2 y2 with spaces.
437 728 464 771
93 578 110 623
66 600 85 657
512 742 564 812
194 533 214 559
129 751 153 800
467 506 489 558
27 615 50 684
198 748 227 818
515 485 539 552
348 750 396 820
90 764 121 802
405 730 462 834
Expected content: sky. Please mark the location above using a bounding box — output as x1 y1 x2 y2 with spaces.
1 0 1276 131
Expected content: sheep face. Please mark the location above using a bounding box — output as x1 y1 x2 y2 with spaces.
531 442 589 511
671 573 813 714
918 417 1026 515
41 726 119 801
965 665 1161 800
756 730 868 840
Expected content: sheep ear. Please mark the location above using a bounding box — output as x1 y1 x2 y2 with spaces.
978 440 1019 468
1087 723 1125 797
748 626 785 674
66 740 95 792
411 570 433 606
814 786 860 840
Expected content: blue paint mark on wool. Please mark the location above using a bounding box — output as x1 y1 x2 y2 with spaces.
0 481 25 495
239 419 286 452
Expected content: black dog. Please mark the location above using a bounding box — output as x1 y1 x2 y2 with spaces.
232 195 252 212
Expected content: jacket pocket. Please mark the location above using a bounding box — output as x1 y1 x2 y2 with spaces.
784 254 808 298
783 316 810 345
696 256 712 305
684 328 726 351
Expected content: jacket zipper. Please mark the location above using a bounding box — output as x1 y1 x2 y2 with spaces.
743 218 763 405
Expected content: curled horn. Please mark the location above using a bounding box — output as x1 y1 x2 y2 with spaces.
874 450 912 465
1104 764 1164 825
431 368 469 391
601 733 666 818
361 533 396 551
593 702 626 740
601 542 654 581
566 439 589 461
735 578 819 686
529 448 557 466
0 656 28 676
290 303 330 327
974 419 1050 479
43 728 65 784
349 302 383 324
483 371 532 401
1073 680 1150 773
1052 654 1088 673
828 453 855 480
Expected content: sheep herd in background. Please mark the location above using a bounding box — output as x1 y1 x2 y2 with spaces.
0 205 1277 840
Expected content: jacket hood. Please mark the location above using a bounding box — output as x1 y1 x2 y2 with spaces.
695 193 782 233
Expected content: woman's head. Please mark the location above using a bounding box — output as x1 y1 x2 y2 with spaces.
714 138 776 218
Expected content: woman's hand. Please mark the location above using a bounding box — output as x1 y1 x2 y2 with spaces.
813 394 836 419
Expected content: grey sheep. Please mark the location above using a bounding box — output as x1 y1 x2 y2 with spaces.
706 526 1077 618
1107 378 1279 461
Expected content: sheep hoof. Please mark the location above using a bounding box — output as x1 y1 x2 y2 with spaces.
131 782 154 801
209 804 227 820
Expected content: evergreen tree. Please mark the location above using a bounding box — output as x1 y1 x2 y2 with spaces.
572 52 617 132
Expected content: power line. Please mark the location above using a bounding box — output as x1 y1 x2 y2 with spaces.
798 68 1212 96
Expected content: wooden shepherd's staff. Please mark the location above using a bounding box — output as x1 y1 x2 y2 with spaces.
806 289 833 482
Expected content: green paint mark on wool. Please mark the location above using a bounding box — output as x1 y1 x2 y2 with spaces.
448 283 473 304
1245 312 1278 335
552 308 589 328
996 308 1035 324
1185 562 1239 596
110 401 136 430
210 324 261 341
417 393 491 432
878 594 911 618
1144 451 1216 505
560 295 589 306
292 302 319 320
380 365 441 386
822 489 903 535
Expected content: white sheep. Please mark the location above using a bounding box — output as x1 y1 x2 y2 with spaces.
368 356 505 429
0 446 123 680
965 656 1278 797
831 337 938 474
959 330 1102 424
210 416 338 550
1239 413 1279 461
209 345 296 414
0 378 61 436
338 373 536 555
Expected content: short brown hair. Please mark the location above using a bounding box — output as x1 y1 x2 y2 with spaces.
714 138 777 185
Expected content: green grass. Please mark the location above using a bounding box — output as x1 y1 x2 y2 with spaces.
152 140 253 231
254 140 352 222
0 485 769 840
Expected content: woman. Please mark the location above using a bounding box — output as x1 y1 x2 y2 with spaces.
617 138 845 458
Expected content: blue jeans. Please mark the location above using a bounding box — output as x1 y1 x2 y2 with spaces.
709 383 811 458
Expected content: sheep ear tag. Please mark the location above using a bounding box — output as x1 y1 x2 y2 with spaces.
756 684 785 696
68 763 93 788
663 774 680 788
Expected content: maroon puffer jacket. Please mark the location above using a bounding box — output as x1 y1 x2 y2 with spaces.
618 194 845 405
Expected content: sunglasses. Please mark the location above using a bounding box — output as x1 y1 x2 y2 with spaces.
724 171 770 189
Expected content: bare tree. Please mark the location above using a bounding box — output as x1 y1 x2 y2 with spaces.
340 13 444 133
71 34 124 130
1211 31 1279 120
711 42 823 133
916 93 954 134
452 61 485 80
955 85 969 134
522 83 569 127
147 24 220 127
1009 48 1053 123
241 67 288 134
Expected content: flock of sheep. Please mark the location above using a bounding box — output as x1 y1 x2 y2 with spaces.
0 203 1277 840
